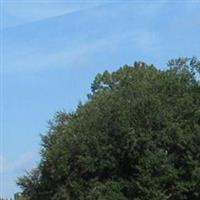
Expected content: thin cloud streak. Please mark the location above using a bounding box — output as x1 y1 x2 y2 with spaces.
2 1 103 28
0 152 37 174
4 29 162 74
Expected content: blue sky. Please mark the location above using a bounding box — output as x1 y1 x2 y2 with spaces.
1 0 200 198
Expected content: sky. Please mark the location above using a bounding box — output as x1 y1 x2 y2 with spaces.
1 0 200 198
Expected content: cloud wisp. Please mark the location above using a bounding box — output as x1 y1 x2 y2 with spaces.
0 152 37 174
4 28 162 75
2 1 103 28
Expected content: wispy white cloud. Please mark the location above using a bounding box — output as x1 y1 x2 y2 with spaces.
2 1 103 28
0 152 37 174
3 0 169 75
4 28 163 75
2 0 171 29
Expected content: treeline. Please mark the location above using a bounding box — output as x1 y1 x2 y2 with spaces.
17 58 200 200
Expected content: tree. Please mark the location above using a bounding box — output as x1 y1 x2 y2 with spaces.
17 58 200 200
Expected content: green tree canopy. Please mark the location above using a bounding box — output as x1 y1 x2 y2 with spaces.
17 57 200 200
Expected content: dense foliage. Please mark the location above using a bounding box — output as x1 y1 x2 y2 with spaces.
17 58 200 200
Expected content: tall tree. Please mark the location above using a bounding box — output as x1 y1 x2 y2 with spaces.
17 58 200 200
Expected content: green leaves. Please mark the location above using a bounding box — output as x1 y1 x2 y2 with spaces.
87 181 128 200
18 57 200 200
